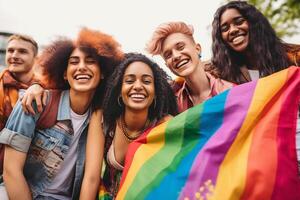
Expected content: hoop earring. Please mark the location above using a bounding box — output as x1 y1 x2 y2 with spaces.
118 96 123 107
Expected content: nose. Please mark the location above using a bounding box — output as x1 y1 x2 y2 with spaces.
229 24 239 36
172 50 181 62
11 50 19 58
78 61 87 71
133 80 143 91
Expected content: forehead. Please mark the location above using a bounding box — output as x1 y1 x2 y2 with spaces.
70 48 85 57
220 8 243 24
7 39 35 51
162 33 194 51
124 61 153 76
69 48 95 59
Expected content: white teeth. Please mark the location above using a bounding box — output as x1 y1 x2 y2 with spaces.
130 94 145 99
75 74 91 80
232 36 245 45
176 60 189 68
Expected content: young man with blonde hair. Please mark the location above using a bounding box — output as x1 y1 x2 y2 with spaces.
146 21 233 112
0 34 39 192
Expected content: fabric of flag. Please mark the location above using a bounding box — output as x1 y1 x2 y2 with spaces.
98 183 112 200
116 67 300 200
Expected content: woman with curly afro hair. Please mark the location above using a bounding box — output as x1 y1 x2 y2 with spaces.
13 27 123 200
211 0 300 84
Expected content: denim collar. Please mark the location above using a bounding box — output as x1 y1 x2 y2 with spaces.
57 90 71 121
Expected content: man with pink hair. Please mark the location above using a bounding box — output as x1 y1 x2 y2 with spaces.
146 21 233 112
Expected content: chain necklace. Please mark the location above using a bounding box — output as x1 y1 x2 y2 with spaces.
118 115 151 142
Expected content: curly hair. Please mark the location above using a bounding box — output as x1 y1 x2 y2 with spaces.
146 21 195 55
211 1 290 84
38 28 124 109
102 53 178 133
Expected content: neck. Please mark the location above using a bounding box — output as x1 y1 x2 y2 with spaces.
184 61 211 103
123 109 149 132
12 70 34 84
244 51 258 70
69 89 95 115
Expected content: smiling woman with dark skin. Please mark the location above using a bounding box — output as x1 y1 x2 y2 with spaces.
211 1 300 84
211 0 300 176
83 53 178 199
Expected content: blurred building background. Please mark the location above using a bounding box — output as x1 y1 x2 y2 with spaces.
0 31 13 71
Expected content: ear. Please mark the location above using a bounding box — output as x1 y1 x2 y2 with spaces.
196 43 201 54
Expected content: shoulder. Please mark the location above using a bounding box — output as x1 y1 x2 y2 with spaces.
170 77 185 93
157 114 173 124
90 109 103 122
203 60 221 78
285 43 300 66
206 72 234 94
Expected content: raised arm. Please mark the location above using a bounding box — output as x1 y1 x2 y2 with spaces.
80 109 105 200
3 146 31 200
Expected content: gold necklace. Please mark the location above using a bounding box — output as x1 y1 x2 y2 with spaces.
118 115 150 142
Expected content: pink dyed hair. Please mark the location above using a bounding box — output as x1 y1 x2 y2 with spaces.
146 21 195 55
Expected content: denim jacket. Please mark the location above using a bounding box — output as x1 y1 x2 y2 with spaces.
0 90 89 199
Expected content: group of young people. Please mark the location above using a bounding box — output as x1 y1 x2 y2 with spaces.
0 1 299 200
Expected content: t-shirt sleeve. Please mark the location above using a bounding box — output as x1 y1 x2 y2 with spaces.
0 100 39 153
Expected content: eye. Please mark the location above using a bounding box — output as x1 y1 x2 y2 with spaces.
163 52 171 60
85 58 96 64
143 77 153 84
220 24 229 32
143 79 152 84
7 49 14 53
68 59 79 65
177 44 184 50
124 78 134 84
234 17 246 25
19 49 28 54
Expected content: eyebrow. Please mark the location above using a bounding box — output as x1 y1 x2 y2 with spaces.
124 74 153 78
221 15 244 26
7 47 29 51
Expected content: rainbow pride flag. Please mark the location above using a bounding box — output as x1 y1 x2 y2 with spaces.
116 67 300 200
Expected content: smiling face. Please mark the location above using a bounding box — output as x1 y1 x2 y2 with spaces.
161 33 201 77
5 39 35 75
65 48 101 93
220 8 250 53
121 61 155 112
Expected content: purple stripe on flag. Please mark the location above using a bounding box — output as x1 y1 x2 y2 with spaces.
179 81 257 199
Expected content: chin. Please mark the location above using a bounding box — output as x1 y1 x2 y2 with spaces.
71 86 96 93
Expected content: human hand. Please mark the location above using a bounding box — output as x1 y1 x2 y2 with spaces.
21 84 48 115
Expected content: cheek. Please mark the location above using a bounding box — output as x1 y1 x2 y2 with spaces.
121 85 128 99
221 32 228 42
148 85 155 98
165 59 172 68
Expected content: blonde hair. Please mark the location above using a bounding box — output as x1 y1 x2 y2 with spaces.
8 34 38 56
146 21 194 55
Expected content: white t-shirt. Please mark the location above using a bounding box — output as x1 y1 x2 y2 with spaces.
42 108 90 200
248 69 260 81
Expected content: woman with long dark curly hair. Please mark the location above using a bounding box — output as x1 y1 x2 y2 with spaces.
92 53 178 199
211 0 300 177
211 0 300 84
